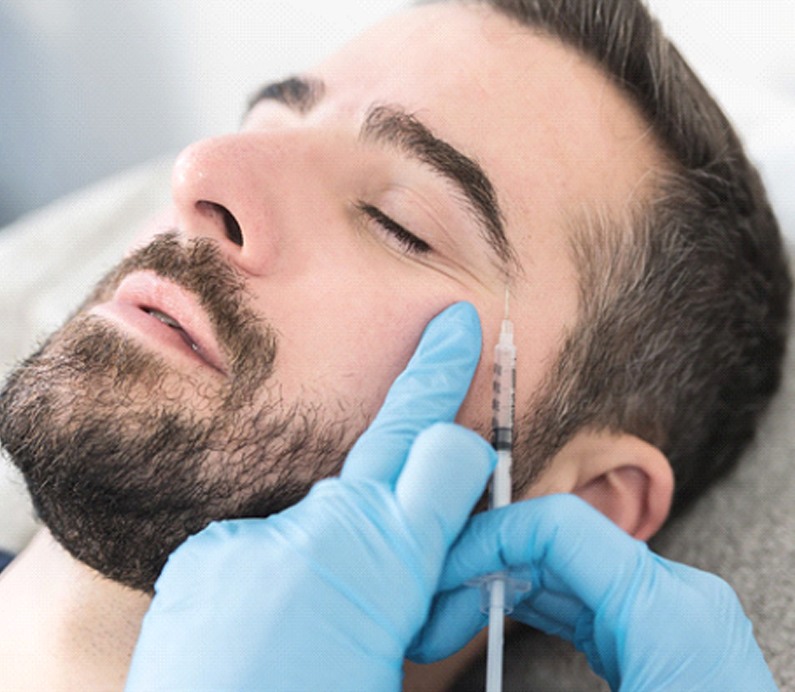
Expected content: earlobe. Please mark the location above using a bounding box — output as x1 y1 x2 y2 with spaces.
530 430 674 541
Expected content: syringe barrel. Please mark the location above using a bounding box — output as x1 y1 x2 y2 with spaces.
491 318 516 510
492 320 516 449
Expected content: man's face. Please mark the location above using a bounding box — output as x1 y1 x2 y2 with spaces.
0 3 660 590
161 1 661 427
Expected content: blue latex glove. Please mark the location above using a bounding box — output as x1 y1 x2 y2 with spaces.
125 302 496 692
410 494 777 691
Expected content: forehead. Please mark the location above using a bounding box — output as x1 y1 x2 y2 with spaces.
314 2 662 256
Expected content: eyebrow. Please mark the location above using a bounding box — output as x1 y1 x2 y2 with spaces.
247 76 518 271
247 76 325 115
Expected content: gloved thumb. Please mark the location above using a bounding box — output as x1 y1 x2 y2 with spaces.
341 301 482 486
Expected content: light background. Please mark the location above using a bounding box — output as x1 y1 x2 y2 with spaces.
1 0 793 229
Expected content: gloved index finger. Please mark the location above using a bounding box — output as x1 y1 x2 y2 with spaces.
341 302 482 486
440 495 646 608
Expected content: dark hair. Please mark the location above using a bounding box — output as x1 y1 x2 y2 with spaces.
428 0 792 514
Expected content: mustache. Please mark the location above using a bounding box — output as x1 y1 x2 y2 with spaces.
83 231 277 395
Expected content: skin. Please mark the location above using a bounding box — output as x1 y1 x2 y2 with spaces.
158 1 662 435
0 3 671 690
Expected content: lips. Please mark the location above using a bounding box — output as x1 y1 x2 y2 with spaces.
93 271 227 374
142 307 202 353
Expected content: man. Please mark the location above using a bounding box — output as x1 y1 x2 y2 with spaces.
0 0 789 689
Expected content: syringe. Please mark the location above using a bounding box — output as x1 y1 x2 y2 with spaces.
485 288 517 692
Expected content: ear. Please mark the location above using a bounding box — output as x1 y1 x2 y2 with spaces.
525 429 674 541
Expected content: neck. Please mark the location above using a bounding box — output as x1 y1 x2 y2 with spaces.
0 528 151 691
0 529 483 691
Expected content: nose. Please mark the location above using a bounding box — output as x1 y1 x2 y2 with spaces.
170 130 322 276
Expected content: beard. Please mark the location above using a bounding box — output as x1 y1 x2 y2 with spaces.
0 233 355 592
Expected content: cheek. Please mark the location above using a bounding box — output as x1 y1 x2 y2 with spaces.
266 281 454 420
455 356 492 434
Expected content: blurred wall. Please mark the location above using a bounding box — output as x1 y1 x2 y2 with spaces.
0 0 405 226
1 0 792 227
646 0 795 229
0 1 188 225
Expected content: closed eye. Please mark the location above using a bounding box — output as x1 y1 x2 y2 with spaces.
357 203 431 255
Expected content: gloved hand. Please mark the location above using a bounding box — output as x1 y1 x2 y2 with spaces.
410 494 777 691
125 302 496 692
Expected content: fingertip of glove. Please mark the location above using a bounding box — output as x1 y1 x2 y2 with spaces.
438 301 480 328
415 423 496 476
424 302 482 350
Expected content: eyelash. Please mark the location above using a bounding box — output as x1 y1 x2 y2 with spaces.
357 203 431 255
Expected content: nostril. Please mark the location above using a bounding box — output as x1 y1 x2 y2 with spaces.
219 206 244 247
196 200 244 247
